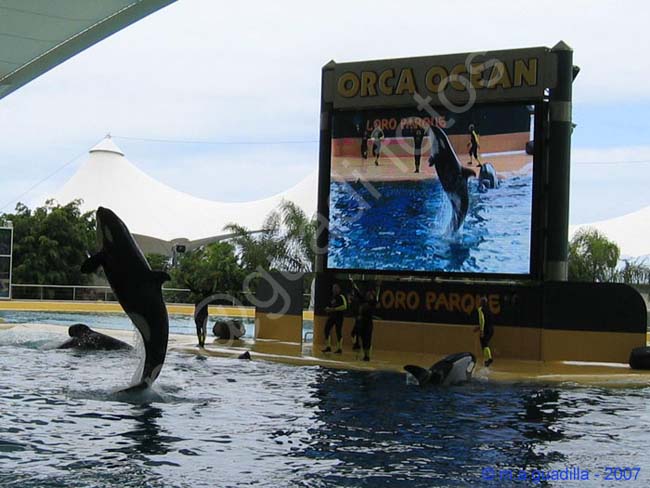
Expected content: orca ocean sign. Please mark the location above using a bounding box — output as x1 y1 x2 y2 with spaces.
329 46 556 109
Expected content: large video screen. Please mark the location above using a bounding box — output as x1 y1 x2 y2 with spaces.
326 103 535 275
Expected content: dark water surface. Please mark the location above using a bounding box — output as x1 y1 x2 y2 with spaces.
0 327 649 487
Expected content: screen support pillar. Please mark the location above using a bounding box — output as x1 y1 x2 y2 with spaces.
546 41 574 281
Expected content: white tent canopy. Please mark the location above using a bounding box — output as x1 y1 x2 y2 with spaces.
50 137 318 242
570 207 650 259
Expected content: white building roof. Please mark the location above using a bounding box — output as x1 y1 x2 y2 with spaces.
570 206 650 258
50 137 318 242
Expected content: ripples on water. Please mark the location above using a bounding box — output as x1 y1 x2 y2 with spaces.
328 173 532 274
1 328 649 487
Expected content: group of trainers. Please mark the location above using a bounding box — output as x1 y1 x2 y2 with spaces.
357 120 483 172
321 283 494 367
321 280 377 362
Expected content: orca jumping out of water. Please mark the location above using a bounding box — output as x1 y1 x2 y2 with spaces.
58 324 132 351
404 352 476 386
427 126 476 232
81 207 170 391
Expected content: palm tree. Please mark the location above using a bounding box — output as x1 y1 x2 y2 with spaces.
223 200 316 273
223 209 285 272
277 200 316 272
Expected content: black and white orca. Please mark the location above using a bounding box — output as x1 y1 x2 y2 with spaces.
58 323 132 351
478 162 499 192
404 352 476 386
427 126 476 231
81 207 170 391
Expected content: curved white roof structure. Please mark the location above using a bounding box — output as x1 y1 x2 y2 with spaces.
50 137 318 242
570 207 650 259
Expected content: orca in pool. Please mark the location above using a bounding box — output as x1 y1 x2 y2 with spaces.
81 207 170 391
427 126 476 231
404 352 476 386
58 324 132 351
478 162 499 192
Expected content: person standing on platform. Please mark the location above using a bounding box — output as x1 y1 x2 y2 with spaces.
412 121 425 173
357 123 369 163
474 296 494 367
467 123 482 166
357 287 379 362
348 280 363 351
322 283 348 354
370 123 385 166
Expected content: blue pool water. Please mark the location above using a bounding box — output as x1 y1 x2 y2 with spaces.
0 310 314 339
328 172 533 274
0 326 649 487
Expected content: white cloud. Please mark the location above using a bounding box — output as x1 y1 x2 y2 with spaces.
570 145 650 224
1 0 649 216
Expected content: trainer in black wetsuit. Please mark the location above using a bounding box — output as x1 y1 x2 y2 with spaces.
194 302 208 348
412 124 425 173
349 285 363 351
322 284 348 354
370 125 384 166
467 123 481 166
357 289 378 361
475 296 494 367
357 124 369 161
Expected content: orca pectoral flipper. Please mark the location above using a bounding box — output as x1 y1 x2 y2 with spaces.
404 365 431 386
149 271 171 284
81 252 106 274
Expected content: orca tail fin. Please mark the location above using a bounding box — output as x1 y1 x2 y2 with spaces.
404 365 431 386
118 381 149 394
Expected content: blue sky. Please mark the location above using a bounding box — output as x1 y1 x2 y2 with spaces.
0 0 648 225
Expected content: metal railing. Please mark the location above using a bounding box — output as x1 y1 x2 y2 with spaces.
8 283 313 308
10 283 193 304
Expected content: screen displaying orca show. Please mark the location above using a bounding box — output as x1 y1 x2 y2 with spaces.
326 103 535 275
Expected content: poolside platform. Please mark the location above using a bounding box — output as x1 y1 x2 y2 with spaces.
4 322 650 387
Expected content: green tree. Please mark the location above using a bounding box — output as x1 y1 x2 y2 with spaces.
146 253 170 272
614 258 650 285
224 200 316 273
223 209 285 272
1 200 96 285
568 228 620 282
170 241 244 303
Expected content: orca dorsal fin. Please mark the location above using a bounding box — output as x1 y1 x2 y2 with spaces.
404 365 432 386
149 270 171 284
81 252 106 274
